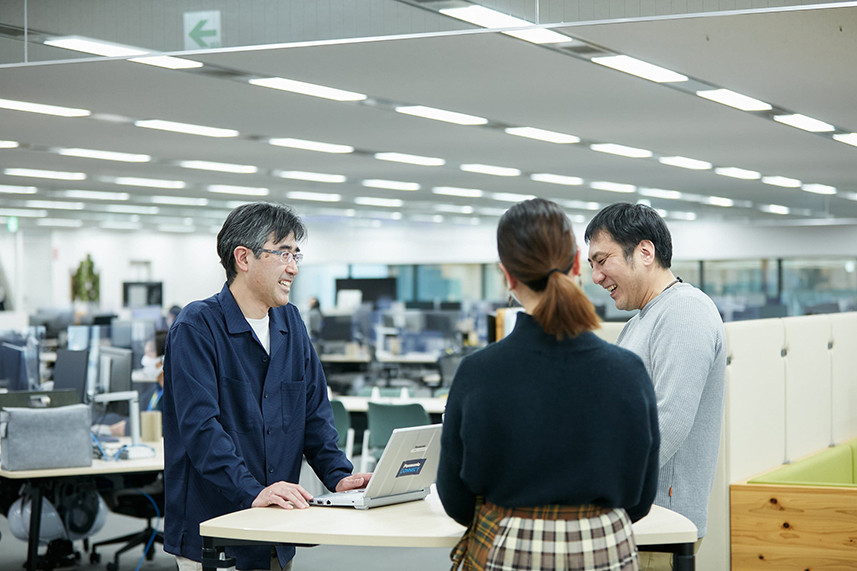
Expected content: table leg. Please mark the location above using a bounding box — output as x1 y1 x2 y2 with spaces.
26 484 43 571
673 542 695 571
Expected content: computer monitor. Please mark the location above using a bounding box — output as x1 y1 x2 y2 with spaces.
53 348 90 403
320 315 353 342
98 346 133 395
0 342 28 391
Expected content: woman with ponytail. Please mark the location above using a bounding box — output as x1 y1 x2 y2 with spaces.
437 198 660 571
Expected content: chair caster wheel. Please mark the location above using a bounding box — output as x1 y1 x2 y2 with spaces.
107 562 118 571
90 551 100 564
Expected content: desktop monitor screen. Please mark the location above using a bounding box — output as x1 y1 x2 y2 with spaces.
53 349 90 403
320 315 353 342
98 346 133 395
0 342 28 391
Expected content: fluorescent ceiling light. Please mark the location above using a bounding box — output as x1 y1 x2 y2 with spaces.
0 140 19 148
433 186 484 198
129 56 203 69
491 192 536 202
639 188 682 200
714 167 761 180
658 156 712 170
396 105 488 126
207 185 269 196
435 204 474 214
477 207 509 216
761 176 801 188
439 6 572 44
362 179 420 191
773 114 834 133
760 204 790 215
179 160 257 174
100 221 143 230
355 196 403 208
591 55 687 83
62 189 129 200
833 133 857 147
249 77 367 102
801 183 836 195
505 127 579 144
374 152 445 166
707 196 735 207
287 191 342 202
0 97 90 117
530 173 583 186
134 119 238 138
112 176 186 189
562 200 601 211
25 200 85 210
669 211 697 221
151 196 209 206
58 147 151 162
106 205 159 215
0 208 47 217
590 143 652 158
0 185 37 194
4 168 86 181
277 171 346 183
36 218 84 227
44 36 149 57
269 138 353 154
696 89 772 111
460 163 521 177
591 181 636 193
411 214 445 223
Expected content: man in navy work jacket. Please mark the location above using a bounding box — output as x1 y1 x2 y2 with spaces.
163 202 371 571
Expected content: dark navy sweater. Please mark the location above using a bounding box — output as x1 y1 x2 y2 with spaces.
437 313 660 526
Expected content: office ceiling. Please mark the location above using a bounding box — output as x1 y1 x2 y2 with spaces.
1 3 857 233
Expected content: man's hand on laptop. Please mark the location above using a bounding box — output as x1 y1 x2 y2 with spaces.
252 481 313 509
335 472 373 492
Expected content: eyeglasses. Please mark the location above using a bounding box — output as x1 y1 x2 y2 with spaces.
259 248 304 266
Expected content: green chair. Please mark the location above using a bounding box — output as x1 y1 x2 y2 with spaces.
329 399 355 462
360 402 430 472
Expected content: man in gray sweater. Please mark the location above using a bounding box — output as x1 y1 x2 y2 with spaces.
585 203 726 570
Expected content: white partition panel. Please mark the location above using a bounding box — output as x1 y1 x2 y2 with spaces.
783 315 833 462
830 312 857 445
724 319 786 482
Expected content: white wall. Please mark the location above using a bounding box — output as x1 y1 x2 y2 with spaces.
5 218 857 314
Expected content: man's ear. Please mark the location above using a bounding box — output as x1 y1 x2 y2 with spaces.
233 246 252 274
637 240 657 267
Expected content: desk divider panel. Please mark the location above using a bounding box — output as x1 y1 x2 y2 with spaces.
783 315 833 463
724 319 786 483
830 312 857 445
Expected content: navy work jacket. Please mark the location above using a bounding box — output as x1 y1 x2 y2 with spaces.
162 284 352 569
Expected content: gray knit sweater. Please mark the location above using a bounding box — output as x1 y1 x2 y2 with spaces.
616 282 726 537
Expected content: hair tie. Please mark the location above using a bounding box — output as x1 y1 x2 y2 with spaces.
546 268 561 277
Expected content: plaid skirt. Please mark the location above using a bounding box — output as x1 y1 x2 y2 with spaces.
451 502 640 571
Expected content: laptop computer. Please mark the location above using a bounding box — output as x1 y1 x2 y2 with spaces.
311 423 442 510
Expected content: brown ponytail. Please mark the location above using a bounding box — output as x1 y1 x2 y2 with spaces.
497 198 601 339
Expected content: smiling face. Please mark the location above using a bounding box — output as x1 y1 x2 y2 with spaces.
243 232 300 314
587 230 647 312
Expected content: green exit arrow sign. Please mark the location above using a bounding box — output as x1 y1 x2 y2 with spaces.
184 11 221 50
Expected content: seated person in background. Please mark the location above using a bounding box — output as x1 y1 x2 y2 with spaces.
93 330 167 437
437 198 660 570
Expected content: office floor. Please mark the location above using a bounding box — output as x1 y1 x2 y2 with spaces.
0 509 452 570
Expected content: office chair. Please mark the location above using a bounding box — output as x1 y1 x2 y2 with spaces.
330 399 355 462
360 402 429 472
90 472 164 571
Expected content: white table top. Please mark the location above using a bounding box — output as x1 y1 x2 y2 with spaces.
375 351 439 364
200 488 697 549
334 395 447 415
0 439 164 479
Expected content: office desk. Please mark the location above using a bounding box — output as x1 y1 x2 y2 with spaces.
200 489 698 570
0 439 164 571
335 395 447 415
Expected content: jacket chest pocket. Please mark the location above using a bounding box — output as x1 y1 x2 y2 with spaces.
280 382 305 434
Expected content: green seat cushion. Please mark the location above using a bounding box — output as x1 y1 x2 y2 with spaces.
750 444 856 487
